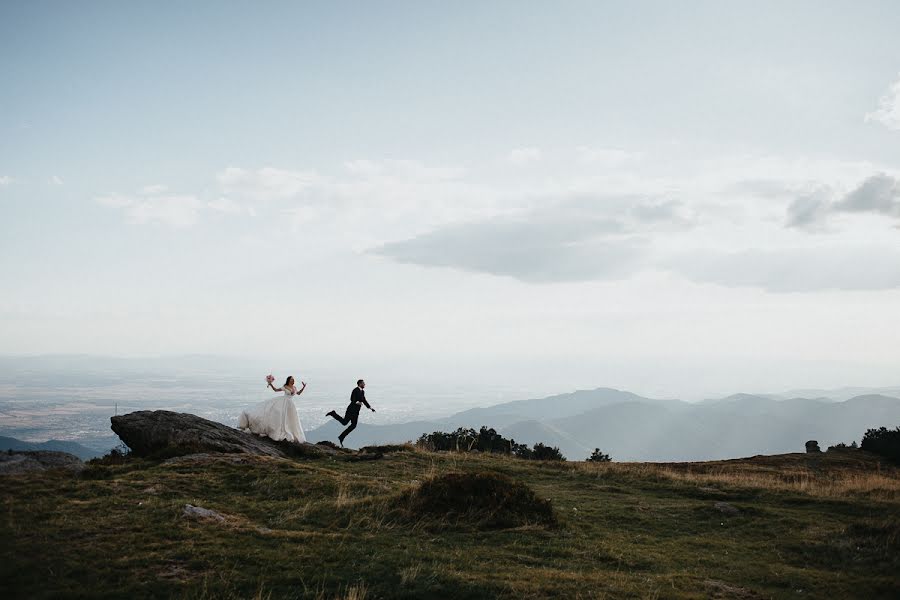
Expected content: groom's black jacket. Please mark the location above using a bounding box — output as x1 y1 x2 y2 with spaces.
350 387 371 409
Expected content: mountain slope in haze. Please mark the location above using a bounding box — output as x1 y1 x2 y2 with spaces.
776 386 900 402
0 435 102 460
446 387 674 428
496 393 900 461
305 389 900 461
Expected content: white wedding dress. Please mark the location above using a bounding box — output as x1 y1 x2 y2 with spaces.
238 387 306 443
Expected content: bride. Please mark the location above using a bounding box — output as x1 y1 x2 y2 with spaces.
238 375 307 443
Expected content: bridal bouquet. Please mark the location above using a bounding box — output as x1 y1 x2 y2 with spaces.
266 374 275 385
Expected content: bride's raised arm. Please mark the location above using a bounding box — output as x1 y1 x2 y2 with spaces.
296 381 307 395
269 382 283 392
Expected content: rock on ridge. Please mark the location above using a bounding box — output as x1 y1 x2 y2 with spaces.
110 410 336 459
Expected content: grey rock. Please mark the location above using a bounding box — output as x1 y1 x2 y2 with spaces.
0 450 85 475
713 501 740 515
110 410 337 459
183 504 225 522
805 440 822 453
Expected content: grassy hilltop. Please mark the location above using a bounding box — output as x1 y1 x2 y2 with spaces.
2 448 899 599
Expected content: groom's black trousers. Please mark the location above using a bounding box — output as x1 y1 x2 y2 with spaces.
332 402 361 442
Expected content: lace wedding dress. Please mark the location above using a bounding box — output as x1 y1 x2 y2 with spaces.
238 387 306 443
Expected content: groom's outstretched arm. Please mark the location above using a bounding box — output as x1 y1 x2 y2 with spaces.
360 391 373 411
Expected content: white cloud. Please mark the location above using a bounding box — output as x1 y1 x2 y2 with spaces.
96 190 202 228
140 184 168 195
0 175 12 186
865 74 900 131
217 167 321 201
671 245 900 292
506 147 542 166
207 197 255 216
343 159 464 181
576 146 642 167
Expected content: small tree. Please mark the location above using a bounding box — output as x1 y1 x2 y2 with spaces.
587 448 612 462
511 442 533 460
531 442 566 461
861 426 900 464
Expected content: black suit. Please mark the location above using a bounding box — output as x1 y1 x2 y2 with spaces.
331 387 371 443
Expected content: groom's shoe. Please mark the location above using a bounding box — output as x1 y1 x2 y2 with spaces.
326 410 337 418
338 436 344 448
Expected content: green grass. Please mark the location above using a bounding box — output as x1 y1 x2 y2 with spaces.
2 449 899 599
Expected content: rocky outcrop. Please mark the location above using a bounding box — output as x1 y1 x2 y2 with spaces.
183 504 226 522
713 501 740 515
110 410 341 459
0 450 85 475
805 440 822 453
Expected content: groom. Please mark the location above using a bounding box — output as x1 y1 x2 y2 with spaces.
326 379 375 447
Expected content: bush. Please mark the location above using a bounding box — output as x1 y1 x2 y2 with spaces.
827 441 858 451
416 427 565 461
861 426 900 464
531 443 566 461
587 448 612 462
393 471 557 529
88 442 132 465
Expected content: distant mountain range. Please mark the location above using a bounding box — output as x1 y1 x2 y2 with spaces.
0 436 103 460
307 388 900 461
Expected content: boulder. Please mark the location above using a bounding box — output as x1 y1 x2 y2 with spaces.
110 410 337 459
183 504 226 522
0 450 85 475
713 501 740 515
805 440 822 453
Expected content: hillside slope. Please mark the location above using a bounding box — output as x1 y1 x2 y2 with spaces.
2 448 898 599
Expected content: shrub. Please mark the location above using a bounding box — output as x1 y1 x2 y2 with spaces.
416 427 564 461
861 426 900 464
827 441 858 451
531 442 566 461
88 442 132 465
587 448 612 462
393 471 557 529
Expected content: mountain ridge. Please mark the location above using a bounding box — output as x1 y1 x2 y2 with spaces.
306 388 900 461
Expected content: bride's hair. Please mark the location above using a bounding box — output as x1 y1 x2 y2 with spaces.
284 376 294 386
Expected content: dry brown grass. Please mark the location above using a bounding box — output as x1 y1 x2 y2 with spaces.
574 453 900 499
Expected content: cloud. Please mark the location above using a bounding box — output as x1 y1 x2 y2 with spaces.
834 173 900 217
374 215 644 283
207 197 256 216
629 199 692 226
785 188 833 229
865 74 900 131
217 167 321 201
670 245 900 292
370 193 697 283
506 147 542 166
96 189 202 228
343 159 465 181
141 184 168 195
786 174 900 228
0 175 11 186
49 175 63 186
576 147 642 167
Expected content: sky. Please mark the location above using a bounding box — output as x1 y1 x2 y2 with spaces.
1 1 899 399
